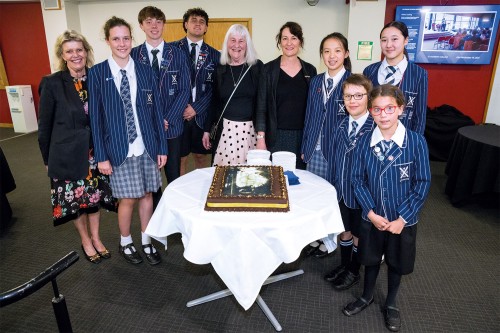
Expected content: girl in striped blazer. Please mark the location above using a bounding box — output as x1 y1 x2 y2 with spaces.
363 21 428 135
343 84 431 332
301 32 351 258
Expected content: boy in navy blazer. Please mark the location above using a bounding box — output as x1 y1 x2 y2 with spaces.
171 7 220 174
131 6 191 186
325 74 375 291
343 84 431 332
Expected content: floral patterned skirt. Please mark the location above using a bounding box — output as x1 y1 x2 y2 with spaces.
50 158 118 226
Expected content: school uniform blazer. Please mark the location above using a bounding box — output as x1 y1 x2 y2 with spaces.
352 130 431 226
255 56 317 148
301 71 351 163
38 70 91 180
329 115 375 206
131 42 190 139
363 61 428 135
88 60 167 167
171 38 220 130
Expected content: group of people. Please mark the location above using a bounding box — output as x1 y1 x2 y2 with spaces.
37 6 431 331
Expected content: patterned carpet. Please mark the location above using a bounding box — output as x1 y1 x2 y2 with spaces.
0 128 498 332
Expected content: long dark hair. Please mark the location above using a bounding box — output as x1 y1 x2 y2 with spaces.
319 32 352 72
380 21 409 58
276 21 304 49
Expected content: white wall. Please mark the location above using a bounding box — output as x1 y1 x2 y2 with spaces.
485 54 500 125
348 0 387 73
42 0 349 72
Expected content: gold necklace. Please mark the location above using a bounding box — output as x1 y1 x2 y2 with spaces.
229 63 245 87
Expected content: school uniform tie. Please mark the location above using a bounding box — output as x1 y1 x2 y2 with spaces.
349 121 358 142
151 49 160 77
190 43 197 85
120 69 137 144
384 66 397 85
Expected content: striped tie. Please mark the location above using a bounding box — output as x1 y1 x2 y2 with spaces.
151 49 159 77
119 69 137 144
384 66 397 85
190 43 197 86
349 121 358 142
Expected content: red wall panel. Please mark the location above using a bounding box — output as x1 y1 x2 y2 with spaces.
386 0 500 124
0 3 51 125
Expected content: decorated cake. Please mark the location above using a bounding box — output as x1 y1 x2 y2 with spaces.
205 165 289 212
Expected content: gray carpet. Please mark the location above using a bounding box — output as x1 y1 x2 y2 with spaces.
0 128 498 332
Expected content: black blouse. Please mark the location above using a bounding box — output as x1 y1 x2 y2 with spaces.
276 68 308 130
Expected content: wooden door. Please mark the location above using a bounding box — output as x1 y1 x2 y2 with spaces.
163 18 252 50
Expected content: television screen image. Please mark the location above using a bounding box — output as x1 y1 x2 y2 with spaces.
396 5 500 65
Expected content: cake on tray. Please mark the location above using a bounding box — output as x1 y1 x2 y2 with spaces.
205 165 289 212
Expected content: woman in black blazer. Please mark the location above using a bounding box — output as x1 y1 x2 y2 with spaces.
38 30 117 264
256 22 317 170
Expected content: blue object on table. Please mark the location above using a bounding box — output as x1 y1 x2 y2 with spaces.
284 171 300 185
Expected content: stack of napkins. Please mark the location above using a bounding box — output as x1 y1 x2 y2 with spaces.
272 151 296 172
246 149 271 165
284 171 300 185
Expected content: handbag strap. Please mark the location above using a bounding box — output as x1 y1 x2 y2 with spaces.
212 64 252 130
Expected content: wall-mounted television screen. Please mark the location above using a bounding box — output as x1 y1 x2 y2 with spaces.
396 5 500 65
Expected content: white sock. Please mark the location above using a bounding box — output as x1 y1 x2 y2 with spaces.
121 235 133 254
142 232 156 254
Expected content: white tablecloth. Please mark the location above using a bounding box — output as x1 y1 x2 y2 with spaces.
146 168 344 310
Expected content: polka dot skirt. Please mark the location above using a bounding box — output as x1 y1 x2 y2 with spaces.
213 118 257 166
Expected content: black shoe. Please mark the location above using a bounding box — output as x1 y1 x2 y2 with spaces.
119 243 143 264
324 265 345 282
142 244 161 265
342 297 373 317
313 247 330 258
383 306 401 332
81 245 101 264
92 241 111 259
332 270 360 290
303 244 320 256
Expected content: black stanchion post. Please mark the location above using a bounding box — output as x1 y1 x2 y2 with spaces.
51 279 73 333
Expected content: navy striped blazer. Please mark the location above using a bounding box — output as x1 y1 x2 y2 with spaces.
301 71 351 163
363 61 428 135
131 42 190 139
329 115 375 206
88 59 167 167
171 38 220 130
352 129 431 226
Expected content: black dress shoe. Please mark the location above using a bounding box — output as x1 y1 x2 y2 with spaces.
324 265 345 281
342 297 373 316
303 244 319 256
142 244 161 265
383 306 401 332
81 245 101 264
119 243 143 264
92 242 111 259
332 270 360 290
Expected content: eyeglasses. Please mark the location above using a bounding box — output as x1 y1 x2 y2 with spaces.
343 93 367 101
370 105 398 115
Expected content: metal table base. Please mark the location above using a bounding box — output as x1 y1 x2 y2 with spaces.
186 269 304 331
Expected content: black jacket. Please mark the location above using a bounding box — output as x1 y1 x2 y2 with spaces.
38 70 91 180
255 56 317 148
205 60 264 145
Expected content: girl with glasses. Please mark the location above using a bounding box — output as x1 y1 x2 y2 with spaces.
300 32 351 258
363 21 428 135
343 84 431 332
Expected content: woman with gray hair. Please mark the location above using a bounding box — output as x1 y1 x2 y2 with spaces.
202 24 263 165
38 30 117 264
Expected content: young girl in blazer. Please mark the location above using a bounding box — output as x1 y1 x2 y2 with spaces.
89 17 167 266
343 84 431 332
301 32 351 258
363 21 428 135
325 74 375 291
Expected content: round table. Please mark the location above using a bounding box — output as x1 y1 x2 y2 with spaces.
445 124 500 205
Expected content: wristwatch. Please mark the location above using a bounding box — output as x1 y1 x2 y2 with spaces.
256 134 265 139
